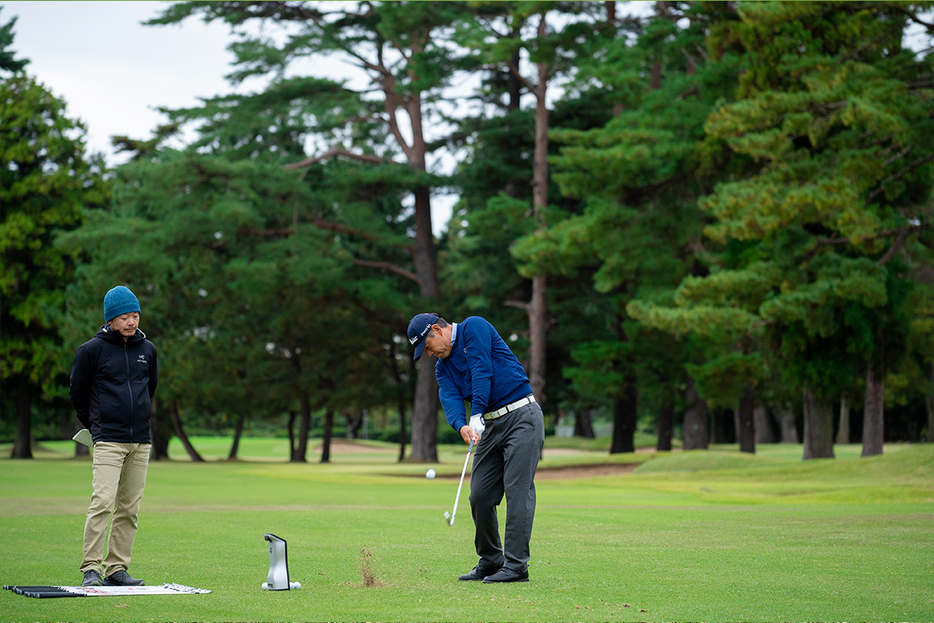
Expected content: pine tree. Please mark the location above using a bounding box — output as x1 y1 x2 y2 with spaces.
632 1 934 459
1 67 109 458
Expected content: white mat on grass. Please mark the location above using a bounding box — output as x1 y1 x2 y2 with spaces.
60 583 211 596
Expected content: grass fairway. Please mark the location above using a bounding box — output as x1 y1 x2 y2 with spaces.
1 440 932 622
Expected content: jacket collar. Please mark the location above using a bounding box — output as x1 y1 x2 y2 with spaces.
96 325 146 344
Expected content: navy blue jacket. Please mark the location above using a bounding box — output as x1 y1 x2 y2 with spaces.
435 316 532 432
69 325 158 444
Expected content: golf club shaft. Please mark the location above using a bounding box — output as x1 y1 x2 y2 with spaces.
449 439 475 524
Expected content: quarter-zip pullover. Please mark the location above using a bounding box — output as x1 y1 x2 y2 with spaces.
435 316 532 432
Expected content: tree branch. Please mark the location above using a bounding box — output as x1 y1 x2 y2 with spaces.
309 218 387 242
877 226 914 265
883 3 934 30
813 226 908 249
504 300 531 312
235 227 292 239
351 259 418 283
508 63 538 98
285 149 387 170
808 222 928 260
865 152 934 204
232 2 324 24
883 144 913 167
231 218 410 246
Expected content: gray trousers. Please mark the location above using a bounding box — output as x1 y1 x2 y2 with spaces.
469 401 545 573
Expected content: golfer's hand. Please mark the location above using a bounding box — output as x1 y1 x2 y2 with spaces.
460 424 479 444
469 415 486 437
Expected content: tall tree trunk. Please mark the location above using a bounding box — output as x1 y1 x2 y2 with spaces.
802 388 835 460
573 408 596 439
345 411 363 439
63 409 90 458
409 357 439 462
650 59 662 90
388 339 407 462
228 413 245 461
836 397 850 445
656 400 673 451
149 402 170 460
168 399 204 462
862 363 885 457
927 362 934 443
754 405 775 444
407 182 440 464
149 398 169 459
397 386 407 463
682 374 708 450
405 86 441 464
610 372 637 454
737 384 756 454
776 403 799 443
412 186 439 298
709 409 724 444
11 382 32 459
527 14 550 409
292 395 312 462
287 410 297 461
528 274 548 404
507 50 522 113
320 407 335 463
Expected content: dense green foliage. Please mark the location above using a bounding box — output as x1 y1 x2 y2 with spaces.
3 1 933 457
0 21 110 457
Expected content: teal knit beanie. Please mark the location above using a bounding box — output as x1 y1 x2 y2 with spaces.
104 286 140 322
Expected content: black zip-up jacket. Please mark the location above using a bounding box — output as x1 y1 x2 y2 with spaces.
69 325 158 444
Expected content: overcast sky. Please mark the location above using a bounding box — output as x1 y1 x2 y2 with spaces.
6 1 931 163
3 0 462 231
3 1 245 160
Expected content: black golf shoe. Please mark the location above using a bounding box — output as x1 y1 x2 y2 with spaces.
103 569 145 586
82 570 102 587
482 567 529 583
458 565 502 581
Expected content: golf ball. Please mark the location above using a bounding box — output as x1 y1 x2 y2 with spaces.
426 468 436 479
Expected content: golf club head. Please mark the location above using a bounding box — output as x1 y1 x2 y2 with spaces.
443 511 453 526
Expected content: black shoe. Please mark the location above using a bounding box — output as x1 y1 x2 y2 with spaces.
458 565 502 581
82 570 102 587
103 569 145 586
482 567 529 583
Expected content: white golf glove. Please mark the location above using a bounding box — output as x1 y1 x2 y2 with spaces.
469 415 486 437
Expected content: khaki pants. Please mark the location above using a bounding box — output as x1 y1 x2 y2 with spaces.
80 442 151 576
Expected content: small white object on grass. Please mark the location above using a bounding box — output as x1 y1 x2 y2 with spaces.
426 468 436 479
262 581 301 590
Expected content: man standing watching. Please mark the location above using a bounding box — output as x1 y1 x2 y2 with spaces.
408 313 544 583
70 285 158 587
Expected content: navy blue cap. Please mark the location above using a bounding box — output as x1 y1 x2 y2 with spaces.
407 313 439 360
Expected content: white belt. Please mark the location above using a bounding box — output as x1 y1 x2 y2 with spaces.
483 395 536 421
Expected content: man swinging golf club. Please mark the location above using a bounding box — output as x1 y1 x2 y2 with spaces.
408 313 544 584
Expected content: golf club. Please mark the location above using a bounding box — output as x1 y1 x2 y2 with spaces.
443 438 475 526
